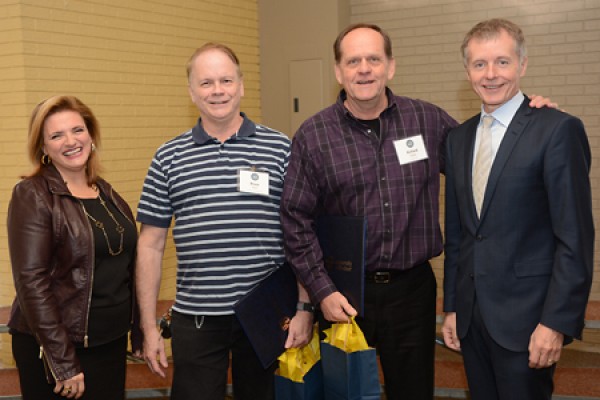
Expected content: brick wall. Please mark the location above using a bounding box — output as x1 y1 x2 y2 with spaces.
0 1 28 368
0 0 260 367
349 0 600 302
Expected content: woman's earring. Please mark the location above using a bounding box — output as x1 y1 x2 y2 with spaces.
41 154 51 165
91 143 96 152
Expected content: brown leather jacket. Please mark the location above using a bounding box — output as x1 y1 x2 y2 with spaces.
7 165 142 382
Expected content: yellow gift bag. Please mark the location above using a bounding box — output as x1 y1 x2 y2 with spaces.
322 317 369 352
275 326 324 399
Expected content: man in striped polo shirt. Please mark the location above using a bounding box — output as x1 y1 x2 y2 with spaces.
135 43 313 400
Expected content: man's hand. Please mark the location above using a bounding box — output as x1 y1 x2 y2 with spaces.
142 328 169 378
528 94 559 110
284 310 314 348
320 292 357 322
441 312 461 351
528 323 563 369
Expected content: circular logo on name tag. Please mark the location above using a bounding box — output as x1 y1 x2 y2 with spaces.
406 140 414 148
251 173 259 180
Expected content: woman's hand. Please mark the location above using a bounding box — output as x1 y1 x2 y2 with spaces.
54 372 85 399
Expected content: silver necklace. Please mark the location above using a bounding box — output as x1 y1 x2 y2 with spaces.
78 185 125 256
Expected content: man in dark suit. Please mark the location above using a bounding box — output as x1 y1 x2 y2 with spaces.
442 18 594 400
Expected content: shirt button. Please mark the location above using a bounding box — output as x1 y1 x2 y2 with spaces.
384 202 389 208
476 235 483 241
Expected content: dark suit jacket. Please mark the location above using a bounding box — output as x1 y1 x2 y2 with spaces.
443 98 594 352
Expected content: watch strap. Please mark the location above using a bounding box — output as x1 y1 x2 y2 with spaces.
296 301 315 313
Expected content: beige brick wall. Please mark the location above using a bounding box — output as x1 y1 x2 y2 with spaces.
349 0 600 304
0 0 28 368
0 0 260 367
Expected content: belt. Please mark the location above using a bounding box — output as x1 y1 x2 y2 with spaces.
365 270 403 284
365 263 429 284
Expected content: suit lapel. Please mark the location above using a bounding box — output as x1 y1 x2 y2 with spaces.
462 117 480 227
478 99 532 221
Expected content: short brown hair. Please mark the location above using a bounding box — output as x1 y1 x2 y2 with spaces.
27 95 102 183
461 18 527 66
186 42 242 82
333 23 393 64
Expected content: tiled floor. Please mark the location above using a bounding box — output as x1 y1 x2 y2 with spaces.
131 396 466 400
1 343 598 399
116 339 600 399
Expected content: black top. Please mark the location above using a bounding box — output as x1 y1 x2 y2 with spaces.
79 196 136 347
357 118 381 139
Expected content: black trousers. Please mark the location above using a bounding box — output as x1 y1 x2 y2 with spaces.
461 299 556 400
319 262 437 400
11 331 127 400
169 312 276 400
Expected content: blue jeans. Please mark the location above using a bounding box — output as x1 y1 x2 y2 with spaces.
170 312 276 400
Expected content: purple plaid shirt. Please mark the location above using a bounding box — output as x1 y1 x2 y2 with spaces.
280 88 458 303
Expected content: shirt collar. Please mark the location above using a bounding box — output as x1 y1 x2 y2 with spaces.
338 87 397 120
481 91 524 127
191 112 254 145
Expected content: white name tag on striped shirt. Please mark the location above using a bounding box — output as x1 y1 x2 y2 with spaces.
238 169 270 196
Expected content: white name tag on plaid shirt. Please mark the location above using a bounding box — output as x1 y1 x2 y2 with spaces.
394 135 429 165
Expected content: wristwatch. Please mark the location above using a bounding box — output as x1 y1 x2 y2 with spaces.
296 301 315 313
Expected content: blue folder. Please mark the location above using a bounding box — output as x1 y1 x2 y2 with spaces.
234 263 298 369
234 216 367 368
316 215 367 316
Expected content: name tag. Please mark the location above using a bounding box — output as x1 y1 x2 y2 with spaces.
238 169 270 196
394 135 429 165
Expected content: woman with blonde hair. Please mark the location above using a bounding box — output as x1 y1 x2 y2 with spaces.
7 95 141 399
